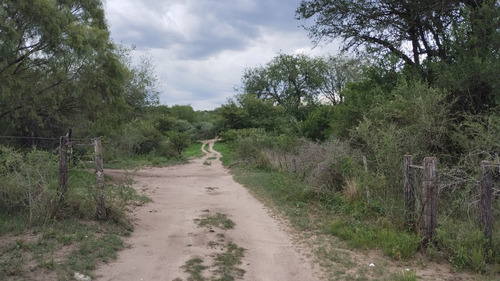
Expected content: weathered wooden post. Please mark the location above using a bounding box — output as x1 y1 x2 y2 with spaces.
422 157 438 245
94 137 106 220
58 135 69 202
479 160 493 242
404 155 416 232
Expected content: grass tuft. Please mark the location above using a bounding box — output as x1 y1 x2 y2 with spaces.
195 213 235 230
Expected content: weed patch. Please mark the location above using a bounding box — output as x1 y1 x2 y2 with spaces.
212 242 246 281
177 212 245 281
182 258 208 281
195 213 235 230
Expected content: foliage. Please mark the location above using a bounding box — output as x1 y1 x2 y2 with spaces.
0 1 162 145
350 80 451 198
321 65 396 139
116 45 160 112
451 110 500 164
166 131 191 157
217 94 291 134
168 105 199 123
0 219 131 280
330 219 420 260
240 53 327 120
296 0 500 112
0 0 123 138
0 146 59 224
300 105 336 141
319 54 366 104
435 220 492 272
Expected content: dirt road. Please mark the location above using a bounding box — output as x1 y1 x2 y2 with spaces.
95 140 321 281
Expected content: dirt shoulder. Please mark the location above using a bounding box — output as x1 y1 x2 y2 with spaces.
95 140 322 281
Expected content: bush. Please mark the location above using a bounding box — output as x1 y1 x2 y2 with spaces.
435 220 489 272
350 80 451 199
0 146 59 224
165 131 191 157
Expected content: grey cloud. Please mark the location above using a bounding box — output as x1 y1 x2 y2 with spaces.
108 0 302 59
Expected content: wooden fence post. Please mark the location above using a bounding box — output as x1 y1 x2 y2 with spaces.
479 160 493 242
422 157 438 245
94 137 106 220
404 155 416 232
58 135 69 203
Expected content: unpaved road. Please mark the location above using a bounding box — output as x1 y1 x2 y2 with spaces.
95 140 321 281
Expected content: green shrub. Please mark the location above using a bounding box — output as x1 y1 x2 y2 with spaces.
0 146 59 224
435 220 489 272
350 80 451 200
165 131 191 157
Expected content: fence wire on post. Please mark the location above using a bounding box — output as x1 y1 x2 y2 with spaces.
94 137 106 220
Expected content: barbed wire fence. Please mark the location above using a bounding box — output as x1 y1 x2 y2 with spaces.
404 155 499 245
0 131 107 220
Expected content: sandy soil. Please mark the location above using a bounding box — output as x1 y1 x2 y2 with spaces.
95 140 322 281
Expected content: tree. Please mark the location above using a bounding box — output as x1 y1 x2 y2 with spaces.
296 0 459 68
0 0 132 139
116 46 160 113
320 55 365 104
296 0 500 112
217 94 289 133
241 53 327 120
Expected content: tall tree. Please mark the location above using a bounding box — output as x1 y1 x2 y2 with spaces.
0 0 129 138
296 0 500 112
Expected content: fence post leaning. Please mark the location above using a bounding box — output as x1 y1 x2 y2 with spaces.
404 155 416 232
422 157 438 245
94 137 106 220
479 160 493 242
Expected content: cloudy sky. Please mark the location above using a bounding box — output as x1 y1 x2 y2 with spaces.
104 0 340 110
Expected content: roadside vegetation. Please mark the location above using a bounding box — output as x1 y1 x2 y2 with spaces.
209 1 500 279
1 0 499 280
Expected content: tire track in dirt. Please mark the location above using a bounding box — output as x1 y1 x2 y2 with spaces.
95 140 321 281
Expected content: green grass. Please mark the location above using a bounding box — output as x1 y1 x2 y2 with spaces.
195 213 235 230
212 242 246 281
178 243 246 281
184 142 205 158
216 148 426 280
212 142 232 166
181 258 208 281
176 211 245 281
0 219 129 281
330 219 420 260
0 167 148 281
